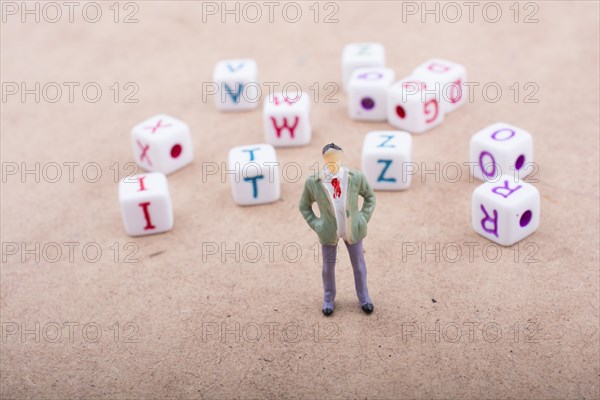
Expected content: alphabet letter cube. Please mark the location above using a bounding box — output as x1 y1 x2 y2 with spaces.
348 67 395 121
119 172 173 236
471 176 540 246
213 59 259 111
228 144 280 205
263 92 311 147
131 114 193 175
342 43 385 91
470 122 534 181
413 58 467 114
387 77 444 134
361 131 412 190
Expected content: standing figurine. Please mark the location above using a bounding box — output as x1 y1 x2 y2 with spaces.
299 143 376 316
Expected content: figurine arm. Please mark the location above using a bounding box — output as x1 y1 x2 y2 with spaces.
299 179 318 229
358 173 376 222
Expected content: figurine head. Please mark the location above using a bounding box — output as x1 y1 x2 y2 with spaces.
322 143 343 173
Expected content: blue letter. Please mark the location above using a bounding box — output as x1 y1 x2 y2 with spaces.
241 147 260 161
244 175 264 198
224 83 244 103
377 134 396 148
377 159 396 182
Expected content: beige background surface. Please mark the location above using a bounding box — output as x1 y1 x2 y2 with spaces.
1 1 599 399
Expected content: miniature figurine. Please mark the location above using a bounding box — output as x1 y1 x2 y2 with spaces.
299 143 376 316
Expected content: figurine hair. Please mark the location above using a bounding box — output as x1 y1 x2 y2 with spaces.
322 143 343 154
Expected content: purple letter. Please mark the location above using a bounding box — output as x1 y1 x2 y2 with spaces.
491 180 522 198
480 204 499 237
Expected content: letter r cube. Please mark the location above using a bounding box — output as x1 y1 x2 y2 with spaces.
471 176 540 246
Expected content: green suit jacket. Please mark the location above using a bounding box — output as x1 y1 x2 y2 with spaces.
299 168 376 245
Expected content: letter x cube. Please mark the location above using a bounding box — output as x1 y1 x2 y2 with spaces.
131 114 194 175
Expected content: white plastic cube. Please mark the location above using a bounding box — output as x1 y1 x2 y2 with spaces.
471 176 540 246
387 77 444 134
119 172 173 236
228 144 280 205
131 114 193 175
263 92 311 147
213 59 259 111
413 58 467 114
470 122 534 181
348 67 395 121
361 131 412 190
342 43 385 91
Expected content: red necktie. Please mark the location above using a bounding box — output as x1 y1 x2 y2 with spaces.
331 178 341 199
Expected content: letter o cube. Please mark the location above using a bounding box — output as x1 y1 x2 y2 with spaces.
119 172 173 236
387 77 444 134
263 92 311 147
470 122 534 181
131 114 193 175
348 67 395 121
213 59 259 111
228 144 280 205
471 176 540 246
361 131 412 190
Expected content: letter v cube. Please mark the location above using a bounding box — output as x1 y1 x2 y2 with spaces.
131 114 193 175
228 144 280 205
213 59 259 111
119 172 173 236
361 131 412 190
263 92 311 147
471 176 540 246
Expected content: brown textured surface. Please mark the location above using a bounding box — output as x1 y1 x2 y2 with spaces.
1 1 599 399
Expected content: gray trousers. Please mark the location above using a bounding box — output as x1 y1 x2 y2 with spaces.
322 240 371 308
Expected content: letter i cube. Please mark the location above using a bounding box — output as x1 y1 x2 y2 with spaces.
342 43 385 91
471 176 540 246
131 114 193 175
361 131 412 190
263 92 311 147
387 77 444 134
119 172 173 236
470 122 534 181
213 59 259 111
228 144 280 205
348 67 395 121
412 58 467 113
